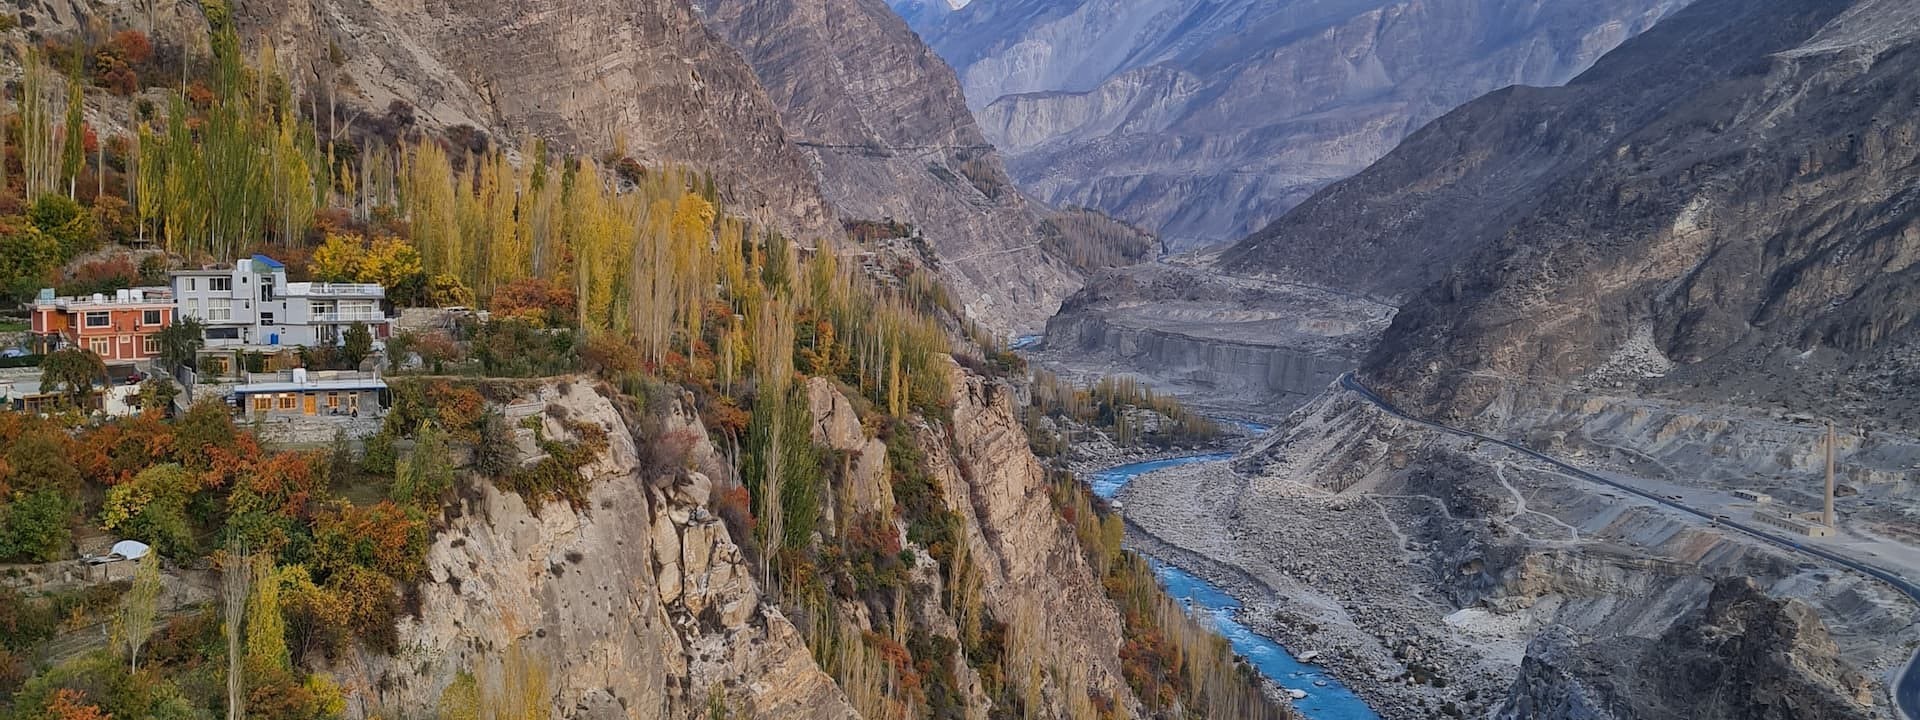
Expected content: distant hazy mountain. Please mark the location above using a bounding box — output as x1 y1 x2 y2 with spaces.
1222 0 1920 429
904 0 1686 250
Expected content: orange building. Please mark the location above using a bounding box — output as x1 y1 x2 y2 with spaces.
28 287 176 363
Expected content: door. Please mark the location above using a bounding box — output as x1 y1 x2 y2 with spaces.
303 394 317 415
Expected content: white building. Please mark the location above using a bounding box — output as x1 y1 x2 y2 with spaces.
171 255 393 352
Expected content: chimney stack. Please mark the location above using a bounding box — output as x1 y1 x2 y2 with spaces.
1823 420 1837 529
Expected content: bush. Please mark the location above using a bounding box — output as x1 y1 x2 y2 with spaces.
360 429 397 478
27 195 100 260
0 488 76 562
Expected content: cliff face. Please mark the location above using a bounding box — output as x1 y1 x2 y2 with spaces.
922 364 1140 713
217 0 833 238
1220 0 1920 426
1039 264 1392 415
330 380 857 718
910 0 1682 249
330 366 1149 718
694 0 1083 333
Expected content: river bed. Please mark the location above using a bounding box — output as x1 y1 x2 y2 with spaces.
1090 455 1382 720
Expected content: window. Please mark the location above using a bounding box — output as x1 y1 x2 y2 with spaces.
278 394 296 410
206 327 240 340
252 395 272 412
261 312 275 325
326 392 340 409
84 311 111 328
142 309 162 325
209 276 232 292
187 278 197 292
261 282 275 302
142 335 160 355
208 300 232 322
88 337 111 355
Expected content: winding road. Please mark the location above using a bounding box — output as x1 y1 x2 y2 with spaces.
1337 373 1920 720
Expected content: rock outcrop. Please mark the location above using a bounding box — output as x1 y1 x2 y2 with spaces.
922 362 1141 714
330 380 857 719
1218 0 1920 427
1498 578 1875 720
1037 263 1393 415
695 0 1084 332
906 0 1682 249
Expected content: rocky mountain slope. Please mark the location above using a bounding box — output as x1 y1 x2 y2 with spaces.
330 381 860 718
83 0 1074 334
219 0 834 239
1219 0 1920 428
327 367 1166 718
904 0 1682 249
694 0 1083 332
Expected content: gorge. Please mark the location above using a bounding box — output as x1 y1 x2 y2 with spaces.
0 0 1917 717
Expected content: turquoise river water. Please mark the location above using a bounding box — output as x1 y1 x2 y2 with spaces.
1089 455 1381 720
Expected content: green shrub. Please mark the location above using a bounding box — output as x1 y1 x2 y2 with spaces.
0 488 76 562
361 429 398 477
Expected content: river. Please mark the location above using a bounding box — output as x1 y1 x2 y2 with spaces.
1090 455 1382 720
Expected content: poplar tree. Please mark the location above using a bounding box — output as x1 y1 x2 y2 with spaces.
115 554 164 672
21 54 60 200
60 66 85 197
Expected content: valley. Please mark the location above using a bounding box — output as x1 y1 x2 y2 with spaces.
993 0 1920 718
0 0 1915 716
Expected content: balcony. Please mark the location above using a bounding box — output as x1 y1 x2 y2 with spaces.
288 282 385 298
311 310 388 323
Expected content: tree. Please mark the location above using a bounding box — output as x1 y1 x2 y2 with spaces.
40 348 106 407
342 322 373 367
60 65 85 197
245 555 288 672
99 464 196 556
361 428 397 476
310 231 365 282
156 317 205 371
28 194 100 260
137 376 179 412
470 411 516 480
44 688 111 720
115 553 164 672
391 421 453 505
219 547 250 720
21 53 59 200
0 222 61 302
0 488 74 562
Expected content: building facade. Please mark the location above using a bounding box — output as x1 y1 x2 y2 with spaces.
233 369 386 420
27 287 175 363
171 255 392 352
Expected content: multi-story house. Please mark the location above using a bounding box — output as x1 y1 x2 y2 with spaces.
171 255 393 355
27 287 175 363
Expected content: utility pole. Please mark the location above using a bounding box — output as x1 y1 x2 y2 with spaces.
1824 420 1838 529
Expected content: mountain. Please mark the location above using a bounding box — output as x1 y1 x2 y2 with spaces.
1222 0 1920 429
694 0 1083 333
905 0 1685 250
230 0 835 240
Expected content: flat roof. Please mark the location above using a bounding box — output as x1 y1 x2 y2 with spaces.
236 380 388 393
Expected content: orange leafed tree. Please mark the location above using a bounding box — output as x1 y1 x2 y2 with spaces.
46 689 111 720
